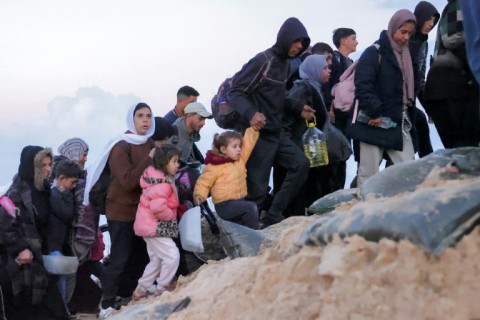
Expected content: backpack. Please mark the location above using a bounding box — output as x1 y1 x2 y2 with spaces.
211 52 274 129
211 78 238 129
331 43 380 112
88 140 156 215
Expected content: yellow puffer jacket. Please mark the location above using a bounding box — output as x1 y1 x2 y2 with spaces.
193 128 259 204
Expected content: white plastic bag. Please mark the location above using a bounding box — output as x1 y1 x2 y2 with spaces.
179 206 204 253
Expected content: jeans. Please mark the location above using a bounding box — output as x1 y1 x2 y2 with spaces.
215 199 259 229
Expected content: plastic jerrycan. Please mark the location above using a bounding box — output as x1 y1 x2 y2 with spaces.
302 116 329 167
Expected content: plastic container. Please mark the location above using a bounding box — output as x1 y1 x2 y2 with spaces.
356 110 397 129
42 255 79 275
302 117 329 167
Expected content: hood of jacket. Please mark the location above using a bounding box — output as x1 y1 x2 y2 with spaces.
18 146 53 191
414 1 440 36
204 150 236 165
140 166 174 189
272 17 310 59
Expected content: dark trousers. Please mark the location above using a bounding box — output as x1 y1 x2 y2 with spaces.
215 199 259 229
246 132 309 219
101 220 148 308
272 164 305 217
425 96 480 149
2 275 69 320
330 110 350 190
414 106 433 157
68 261 103 314
273 159 333 217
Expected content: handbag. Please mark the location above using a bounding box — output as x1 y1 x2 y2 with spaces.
323 121 352 163
178 206 204 253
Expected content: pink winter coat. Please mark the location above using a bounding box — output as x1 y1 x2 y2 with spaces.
134 166 179 237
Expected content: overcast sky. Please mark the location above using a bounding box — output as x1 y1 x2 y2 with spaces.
0 0 446 190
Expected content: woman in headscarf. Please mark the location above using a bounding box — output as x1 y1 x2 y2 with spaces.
54 137 103 314
83 102 156 319
1 146 70 319
348 9 417 188
280 54 332 213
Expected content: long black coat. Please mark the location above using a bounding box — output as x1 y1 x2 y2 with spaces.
1 146 69 319
284 79 328 147
348 30 417 151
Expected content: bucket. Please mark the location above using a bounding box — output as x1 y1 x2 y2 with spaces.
42 255 79 275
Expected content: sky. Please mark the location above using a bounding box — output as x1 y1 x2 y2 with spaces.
0 0 446 191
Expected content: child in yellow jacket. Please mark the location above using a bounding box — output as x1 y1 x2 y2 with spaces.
193 127 259 229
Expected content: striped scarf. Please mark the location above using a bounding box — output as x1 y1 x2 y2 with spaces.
434 0 464 54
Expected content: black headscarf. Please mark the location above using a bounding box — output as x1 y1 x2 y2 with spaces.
17 146 52 223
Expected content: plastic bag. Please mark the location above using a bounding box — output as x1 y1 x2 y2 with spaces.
179 206 204 253
323 121 352 163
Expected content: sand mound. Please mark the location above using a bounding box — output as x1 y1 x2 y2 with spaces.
118 215 480 320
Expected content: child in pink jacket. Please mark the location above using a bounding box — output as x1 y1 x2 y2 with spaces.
133 144 182 300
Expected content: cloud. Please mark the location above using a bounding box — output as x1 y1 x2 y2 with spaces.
0 87 140 184
0 0 447 186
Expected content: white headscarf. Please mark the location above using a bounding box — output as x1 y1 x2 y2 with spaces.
83 103 155 206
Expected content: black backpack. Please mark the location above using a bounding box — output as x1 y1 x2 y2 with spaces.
211 77 242 130
88 140 154 215
211 51 274 130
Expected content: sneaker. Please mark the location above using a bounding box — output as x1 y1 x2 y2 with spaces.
259 213 283 229
153 288 165 297
132 287 149 301
98 307 115 320
115 295 132 308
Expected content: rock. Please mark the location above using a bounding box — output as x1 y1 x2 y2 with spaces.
298 176 480 255
307 188 358 215
359 147 480 199
111 297 190 320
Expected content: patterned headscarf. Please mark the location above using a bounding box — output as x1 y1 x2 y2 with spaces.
58 138 89 162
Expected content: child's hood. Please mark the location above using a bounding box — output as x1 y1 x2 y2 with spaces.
205 150 236 165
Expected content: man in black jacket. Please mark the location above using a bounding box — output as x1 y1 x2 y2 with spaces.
228 17 311 227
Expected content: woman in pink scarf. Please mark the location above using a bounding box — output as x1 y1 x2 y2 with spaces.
348 9 417 188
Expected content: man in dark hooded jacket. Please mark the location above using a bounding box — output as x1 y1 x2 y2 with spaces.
228 17 311 227
410 1 440 157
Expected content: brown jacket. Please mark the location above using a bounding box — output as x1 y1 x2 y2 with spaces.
106 140 153 221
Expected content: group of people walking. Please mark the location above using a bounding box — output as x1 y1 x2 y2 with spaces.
1 1 479 319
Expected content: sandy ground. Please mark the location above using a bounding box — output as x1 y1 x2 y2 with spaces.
107 211 480 320
77 153 480 319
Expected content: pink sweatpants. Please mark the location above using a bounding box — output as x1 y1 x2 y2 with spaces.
137 237 180 291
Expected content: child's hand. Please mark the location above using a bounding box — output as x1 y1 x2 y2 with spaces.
301 105 315 120
195 197 203 206
149 148 156 158
16 249 33 265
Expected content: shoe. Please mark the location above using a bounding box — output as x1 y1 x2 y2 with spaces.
259 214 283 229
98 307 115 320
153 288 165 297
115 295 132 307
132 287 149 301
